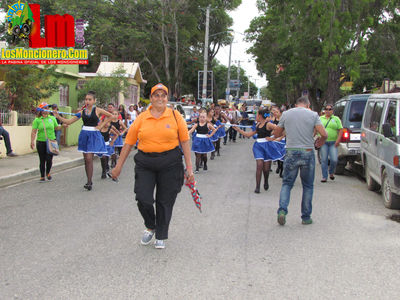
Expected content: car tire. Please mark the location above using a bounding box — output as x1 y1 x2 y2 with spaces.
382 169 400 209
365 159 379 191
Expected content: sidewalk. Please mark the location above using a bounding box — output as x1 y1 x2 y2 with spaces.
0 146 84 188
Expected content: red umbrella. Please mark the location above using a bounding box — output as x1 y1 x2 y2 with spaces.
184 177 202 213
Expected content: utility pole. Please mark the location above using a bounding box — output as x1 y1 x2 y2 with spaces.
225 39 232 102
247 76 251 99
236 60 243 99
202 5 210 101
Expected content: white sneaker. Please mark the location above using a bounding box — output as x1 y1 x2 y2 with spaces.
154 239 165 249
140 229 155 245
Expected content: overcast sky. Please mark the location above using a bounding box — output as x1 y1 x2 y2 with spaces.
215 0 268 89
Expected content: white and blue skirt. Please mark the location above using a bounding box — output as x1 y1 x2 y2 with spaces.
192 134 215 154
96 141 115 157
78 126 107 154
252 138 286 161
210 126 219 142
113 135 124 147
215 120 225 138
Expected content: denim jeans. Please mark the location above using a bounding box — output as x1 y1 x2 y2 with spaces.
320 141 338 179
55 130 62 145
239 122 247 138
0 125 12 154
278 149 315 220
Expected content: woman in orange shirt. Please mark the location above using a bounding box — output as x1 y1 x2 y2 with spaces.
111 83 194 249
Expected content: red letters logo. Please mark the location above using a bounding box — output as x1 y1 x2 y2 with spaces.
29 4 75 48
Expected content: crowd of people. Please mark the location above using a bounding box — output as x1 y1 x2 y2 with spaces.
20 83 346 249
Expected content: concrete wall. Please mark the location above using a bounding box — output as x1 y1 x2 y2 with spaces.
1 112 32 157
0 110 82 158
59 106 82 146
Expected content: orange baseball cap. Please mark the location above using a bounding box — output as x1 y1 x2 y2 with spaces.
38 102 49 109
151 83 168 96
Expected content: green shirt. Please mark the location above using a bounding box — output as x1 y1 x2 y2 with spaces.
320 115 343 142
32 115 58 141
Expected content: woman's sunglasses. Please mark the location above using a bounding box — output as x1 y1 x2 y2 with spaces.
325 108 333 111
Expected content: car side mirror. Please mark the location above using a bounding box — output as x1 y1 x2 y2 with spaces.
382 123 394 138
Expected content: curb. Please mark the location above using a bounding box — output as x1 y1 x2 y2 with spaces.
0 157 85 188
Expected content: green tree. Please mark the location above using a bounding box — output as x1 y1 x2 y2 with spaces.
3 65 61 111
352 12 400 93
1 0 242 100
77 69 130 107
246 0 399 110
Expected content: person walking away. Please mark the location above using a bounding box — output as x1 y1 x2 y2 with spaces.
273 96 327 225
319 104 343 182
31 103 61 181
111 83 194 249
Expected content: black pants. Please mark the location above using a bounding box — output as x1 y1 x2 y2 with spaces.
36 141 53 177
134 147 184 240
230 126 237 141
224 127 237 143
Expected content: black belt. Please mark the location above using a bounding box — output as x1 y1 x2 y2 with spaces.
138 146 180 157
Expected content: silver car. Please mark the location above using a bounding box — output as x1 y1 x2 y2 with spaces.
361 93 400 209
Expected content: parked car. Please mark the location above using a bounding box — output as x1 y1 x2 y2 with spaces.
361 93 400 209
332 94 370 174
179 105 196 123
246 109 256 126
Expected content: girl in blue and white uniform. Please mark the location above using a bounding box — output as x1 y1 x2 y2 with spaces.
233 109 284 193
188 111 217 173
53 91 112 190
96 117 120 179
213 104 228 156
110 109 128 167
271 106 286 177
207 108 220 160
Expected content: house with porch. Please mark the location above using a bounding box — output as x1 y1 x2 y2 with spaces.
79 62 146 107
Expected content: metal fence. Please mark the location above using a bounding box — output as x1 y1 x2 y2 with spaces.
17 111 35 126
0 109 11 125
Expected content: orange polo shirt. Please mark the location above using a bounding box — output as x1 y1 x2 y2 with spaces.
125 106 189 153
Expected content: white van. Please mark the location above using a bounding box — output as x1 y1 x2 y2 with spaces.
360 93 400 209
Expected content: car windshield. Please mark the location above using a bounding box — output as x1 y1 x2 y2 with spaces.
348 101 366 122
181 106 194 120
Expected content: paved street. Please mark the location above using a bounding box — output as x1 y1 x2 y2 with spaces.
1 138 400 299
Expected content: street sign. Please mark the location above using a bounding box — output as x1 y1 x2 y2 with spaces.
229 79 240 90
198 71 213 100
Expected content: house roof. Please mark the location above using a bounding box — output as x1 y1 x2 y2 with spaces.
96 62 145 83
